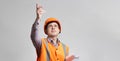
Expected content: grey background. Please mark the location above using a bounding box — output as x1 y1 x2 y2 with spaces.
0 0 120 61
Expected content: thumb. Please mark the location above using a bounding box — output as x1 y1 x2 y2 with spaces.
36 3 38 8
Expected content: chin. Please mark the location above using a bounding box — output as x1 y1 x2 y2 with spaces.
51 34 58 36
49 33 59 36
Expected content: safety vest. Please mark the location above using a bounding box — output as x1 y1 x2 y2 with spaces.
37 38 69 61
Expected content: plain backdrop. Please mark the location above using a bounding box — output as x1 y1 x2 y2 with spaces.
0 0 120 61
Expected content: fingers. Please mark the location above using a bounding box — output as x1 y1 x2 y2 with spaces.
36 3 42 9
36 4 46 13
36 3 45 13
35 3 46 19
70 55 75 60
36 3 42 14
66 55 76 61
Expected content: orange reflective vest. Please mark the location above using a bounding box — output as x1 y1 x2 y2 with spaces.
37 38 69 61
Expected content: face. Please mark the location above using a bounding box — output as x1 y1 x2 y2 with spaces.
46 22 60 37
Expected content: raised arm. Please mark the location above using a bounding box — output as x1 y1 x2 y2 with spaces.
30 4 45 51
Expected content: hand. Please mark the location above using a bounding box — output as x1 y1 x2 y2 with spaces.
65 55 75 61
36 3 46 20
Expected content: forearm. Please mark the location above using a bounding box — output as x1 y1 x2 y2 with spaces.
31 19 42 49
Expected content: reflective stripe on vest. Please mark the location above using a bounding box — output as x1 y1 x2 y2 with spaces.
61 43 66 57
62 43 66 61
45 40 50 61
44 39 66 61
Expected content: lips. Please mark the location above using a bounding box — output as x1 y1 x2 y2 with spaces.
51 30 56 32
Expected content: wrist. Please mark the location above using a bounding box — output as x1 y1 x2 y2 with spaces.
36 17 40 21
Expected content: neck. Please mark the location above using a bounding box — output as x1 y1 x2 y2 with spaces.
47 36 57 42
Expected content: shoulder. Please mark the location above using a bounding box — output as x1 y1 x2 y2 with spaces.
41 37 46 41
40 37 48 44
61 42 69 56
61 42 69 48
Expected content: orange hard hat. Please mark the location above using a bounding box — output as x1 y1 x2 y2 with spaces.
44 17 61 34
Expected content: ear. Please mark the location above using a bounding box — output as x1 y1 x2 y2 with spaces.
58 28 61 34
45 29 48 34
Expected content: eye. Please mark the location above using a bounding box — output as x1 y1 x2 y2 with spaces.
54 24 58 27
48 25 52 28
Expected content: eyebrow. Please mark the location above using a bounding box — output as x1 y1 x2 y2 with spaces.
48 23 58 26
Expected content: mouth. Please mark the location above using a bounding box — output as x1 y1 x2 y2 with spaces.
51 30 56 32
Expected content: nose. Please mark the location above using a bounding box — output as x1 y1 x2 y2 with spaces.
51 26 55 30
